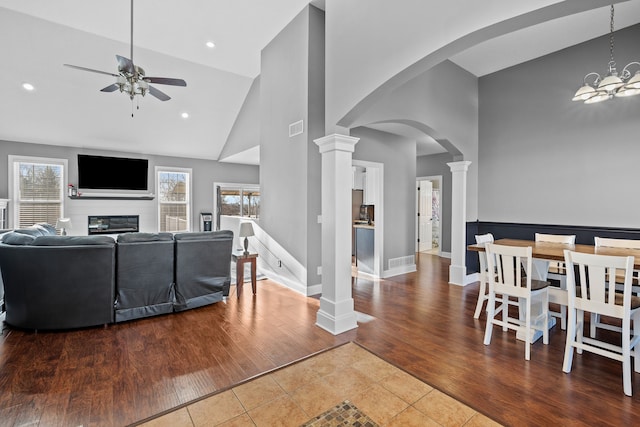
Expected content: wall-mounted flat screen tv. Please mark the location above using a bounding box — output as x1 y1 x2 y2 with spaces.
78 154 149 191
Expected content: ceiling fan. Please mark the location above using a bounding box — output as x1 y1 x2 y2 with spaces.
63 0 186 106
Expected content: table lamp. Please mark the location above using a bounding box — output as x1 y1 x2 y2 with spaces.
56 218 72 236
239 222 254 255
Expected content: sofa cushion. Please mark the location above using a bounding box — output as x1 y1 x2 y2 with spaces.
174 230 234 241
117 232 173 243
14 228 45 237
34 223 58 235
1 232 36 245
33 235 115 246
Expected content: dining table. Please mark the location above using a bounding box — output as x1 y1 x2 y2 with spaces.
468 238 640 341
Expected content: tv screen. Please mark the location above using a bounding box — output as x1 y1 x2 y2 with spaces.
78 154 148 191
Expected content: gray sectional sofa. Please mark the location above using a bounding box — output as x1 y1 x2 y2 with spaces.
0 225 234 330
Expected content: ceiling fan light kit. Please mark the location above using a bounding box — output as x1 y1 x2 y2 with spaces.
63 0 186 114
572 5 640 104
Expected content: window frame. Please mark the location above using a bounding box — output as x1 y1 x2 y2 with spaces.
214 182 260 230
8 155 68 229
155 166 192 232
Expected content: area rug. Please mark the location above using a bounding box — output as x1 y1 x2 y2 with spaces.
301 400 379 427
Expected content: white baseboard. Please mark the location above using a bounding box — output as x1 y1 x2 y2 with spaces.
307 284 323 296
382 263 417 278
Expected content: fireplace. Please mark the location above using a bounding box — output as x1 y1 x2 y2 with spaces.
88 215 139 235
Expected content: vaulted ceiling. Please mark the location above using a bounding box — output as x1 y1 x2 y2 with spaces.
1 1 639 162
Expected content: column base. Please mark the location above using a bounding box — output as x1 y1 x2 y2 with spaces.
449 264 467 286
315 297 358 335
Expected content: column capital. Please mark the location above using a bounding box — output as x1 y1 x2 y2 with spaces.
315 134 360 154
447 160 472 173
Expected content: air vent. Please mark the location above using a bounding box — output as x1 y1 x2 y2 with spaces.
388 255 415 270
289 120 304 137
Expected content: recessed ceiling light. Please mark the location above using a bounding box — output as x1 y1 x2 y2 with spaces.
205 41 216 49
22 82 35 91
181 112 189 119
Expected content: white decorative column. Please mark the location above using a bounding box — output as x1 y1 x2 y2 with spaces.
447 161 472 286
315 134 359 335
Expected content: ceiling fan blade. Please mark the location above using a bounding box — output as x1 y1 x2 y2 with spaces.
148 85 171 101
100 84 119 93
116 55 135 74
64 64 118 77
144 77 187 87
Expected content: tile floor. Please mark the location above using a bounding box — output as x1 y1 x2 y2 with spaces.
138 343 502 427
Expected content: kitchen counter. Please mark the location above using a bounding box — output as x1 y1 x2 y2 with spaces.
354 225 374 274
353 222 374 229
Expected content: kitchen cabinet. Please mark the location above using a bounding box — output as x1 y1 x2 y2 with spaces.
354 225 374 274
352 166 365 190
363 167 379 205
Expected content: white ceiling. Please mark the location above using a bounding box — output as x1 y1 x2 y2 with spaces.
1 1 639 162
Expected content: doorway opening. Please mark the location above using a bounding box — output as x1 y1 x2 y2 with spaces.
416 176 442 255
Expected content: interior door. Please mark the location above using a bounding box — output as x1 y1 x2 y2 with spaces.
418 180 432 252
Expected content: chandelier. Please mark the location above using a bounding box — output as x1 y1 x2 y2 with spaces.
572 5 640 104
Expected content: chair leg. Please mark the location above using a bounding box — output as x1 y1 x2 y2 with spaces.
577 310 584 355
634 312 640 374
474 275 486 319
484 291 495 346
525 298 532 361
543 292 549 345
590 313 599 338
622 319 632 396
560 305 567 330
562 307 576 373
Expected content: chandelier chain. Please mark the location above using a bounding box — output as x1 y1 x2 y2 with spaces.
609 5 615 64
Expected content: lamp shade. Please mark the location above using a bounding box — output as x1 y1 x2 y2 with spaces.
56 218 72 229
239 222 254 238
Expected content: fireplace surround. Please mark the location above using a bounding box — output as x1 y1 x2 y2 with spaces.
88 215 139 235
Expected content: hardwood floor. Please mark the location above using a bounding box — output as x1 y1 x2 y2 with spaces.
1 253 638 426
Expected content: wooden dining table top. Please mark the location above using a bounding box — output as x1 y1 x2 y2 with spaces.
468 238 640 269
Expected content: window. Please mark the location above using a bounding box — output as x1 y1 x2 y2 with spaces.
157 167 191 232
9 156 67 228
215 184 259 230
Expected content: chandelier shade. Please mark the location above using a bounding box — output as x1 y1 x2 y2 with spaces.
572 5 640 104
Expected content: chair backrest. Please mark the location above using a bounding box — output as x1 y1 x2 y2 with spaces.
594 237 640 249
563 250 635 318
535 233 576 244
486 243 533 296
475 233 494 273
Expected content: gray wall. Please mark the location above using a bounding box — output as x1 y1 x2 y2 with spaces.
220 76 261 160
479 24 640 228
352 60 479 221
417 152 454 252
1 139 259 231
259 6 325 289
352 127 416 269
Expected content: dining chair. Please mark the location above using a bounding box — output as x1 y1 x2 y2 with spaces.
589 237 640 337
484 243 549 361
562 250 640 396
534 233 576 330
473 233 494 319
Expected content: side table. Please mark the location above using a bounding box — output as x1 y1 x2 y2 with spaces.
232 251 258 297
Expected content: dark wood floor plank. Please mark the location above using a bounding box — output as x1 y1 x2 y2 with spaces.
1 253 638 426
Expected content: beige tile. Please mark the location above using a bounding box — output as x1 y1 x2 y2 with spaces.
379 370 433 404
247 395 308 427
289 378 343 418
271 359 321 393
232 375 285 411
386 406 441 427
465 412 504 427
216 413 256 427
413 389 476 427
351 352 399 382
321 366 374 400
349 383 409 425
188 390 246 427
138 408 193 427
